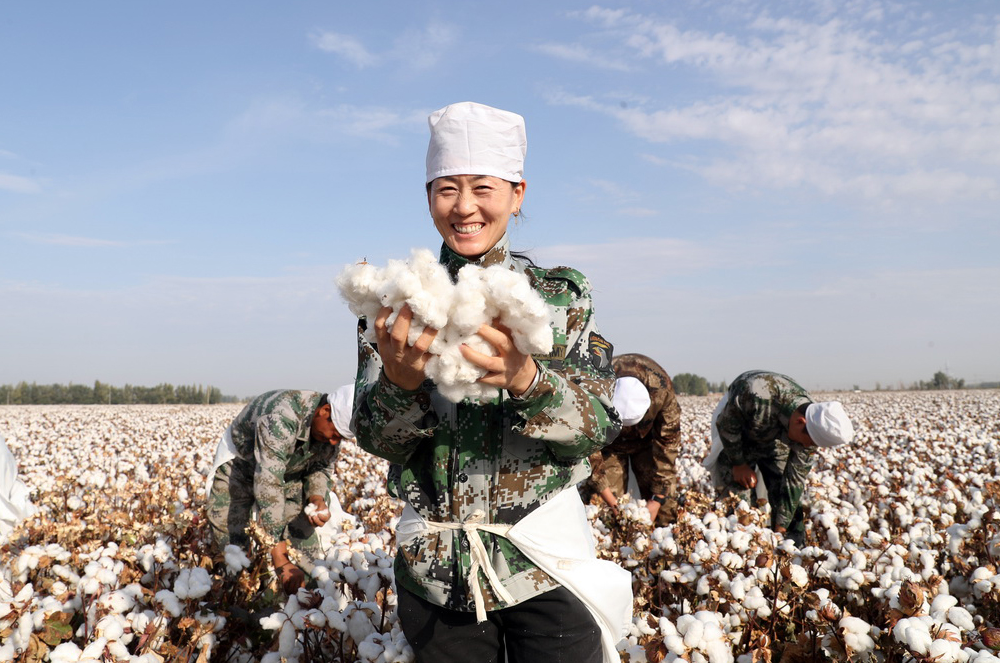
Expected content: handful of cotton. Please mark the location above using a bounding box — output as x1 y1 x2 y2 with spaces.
337 249 553 403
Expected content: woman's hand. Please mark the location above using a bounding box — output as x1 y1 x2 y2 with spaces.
732 464 757 489
278 563 305 594
374 304 438 390
305 495 331 528
461 319 538 396
271 541 306 594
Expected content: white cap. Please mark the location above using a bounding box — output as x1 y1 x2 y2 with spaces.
426 101 526 183
328 384 356 441
613 377 651 427
804 401 854 448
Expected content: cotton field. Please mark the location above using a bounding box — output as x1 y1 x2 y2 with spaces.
2 390 999 662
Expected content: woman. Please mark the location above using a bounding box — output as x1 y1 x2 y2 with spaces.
352 102 627 663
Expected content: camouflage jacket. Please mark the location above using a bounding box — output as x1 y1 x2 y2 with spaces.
353 235 622 612
229 390 339 541
590 353 681 495
714 371 815 529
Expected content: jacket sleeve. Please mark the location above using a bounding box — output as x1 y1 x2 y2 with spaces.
352 320 440 465
304 445 339 499
775 443 815 530
508 287 622 462
649 392 682 495
252 412 299 541
715 394 749 467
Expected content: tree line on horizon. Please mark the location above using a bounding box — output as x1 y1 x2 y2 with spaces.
0 381 239 405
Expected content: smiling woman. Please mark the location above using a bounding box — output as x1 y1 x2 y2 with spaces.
350 102 630 663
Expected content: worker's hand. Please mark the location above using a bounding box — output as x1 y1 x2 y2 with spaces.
375 305 438 391
733 464 757 489
277 563 305 594
462 319 538 397
647 500 661 523
599 487 620 515
774 526 787 536
305 495 331 527
271 541 305 594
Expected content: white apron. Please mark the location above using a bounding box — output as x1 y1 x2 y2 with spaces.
397 488 632 663
702 393 729 470
1 436 37 541
204 425 238 496
703 393 766 498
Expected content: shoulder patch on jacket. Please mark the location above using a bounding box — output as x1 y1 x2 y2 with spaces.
588 331 614 370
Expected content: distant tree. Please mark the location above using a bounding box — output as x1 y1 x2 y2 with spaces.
0 381 239 404
674 373 710 396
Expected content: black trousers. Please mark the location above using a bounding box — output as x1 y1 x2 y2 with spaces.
396 584 602 663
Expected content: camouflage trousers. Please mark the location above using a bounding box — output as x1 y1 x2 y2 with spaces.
207 459 322 557
709 448 805 546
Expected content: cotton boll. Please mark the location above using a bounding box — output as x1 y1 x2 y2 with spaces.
278 620 298 657
100 590 135 614
839 617 875 654
893 618 932 655
80 637 108 661
154 590 183 617
49 642 84 663
947 606 975 631
931 593 959 616
224 545 251 574
173 567 212 600
927 638 966 663
347 606 377 645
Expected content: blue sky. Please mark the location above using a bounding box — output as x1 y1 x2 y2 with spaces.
2 0 998 397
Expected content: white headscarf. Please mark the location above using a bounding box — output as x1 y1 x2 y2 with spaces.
613 377 651 427
328 384 356 441
425 102 526 183
804 401 854 447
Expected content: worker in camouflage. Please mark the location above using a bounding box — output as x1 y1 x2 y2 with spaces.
585 353 681 526
207 389 349 593
353 235 622 614
707 370 853 546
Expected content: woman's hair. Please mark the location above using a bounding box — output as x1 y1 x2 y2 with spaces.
796 403 809 416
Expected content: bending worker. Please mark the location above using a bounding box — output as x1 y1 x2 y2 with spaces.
206 386 354 593
704 370 854 545
587 353 682 526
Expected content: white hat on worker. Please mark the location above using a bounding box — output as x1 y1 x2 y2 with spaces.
328 384 356 441
804 401 854 448
426 101 526 183
613 377 651 427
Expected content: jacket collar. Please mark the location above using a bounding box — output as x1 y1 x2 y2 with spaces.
439 233 513 279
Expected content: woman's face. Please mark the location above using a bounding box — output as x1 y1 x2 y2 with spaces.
428 175 525 259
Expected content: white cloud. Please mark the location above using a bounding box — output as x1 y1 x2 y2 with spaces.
533 42 631 71
0 173 42 194
619 207 659 217
587 178 640 200
557 5 1000 206
389 22 457 70
310 31 378 68
228 99 425 144
311 21 457 71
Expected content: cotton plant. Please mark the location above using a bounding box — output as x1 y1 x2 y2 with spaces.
4 390 1000 660
337 250 553 403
